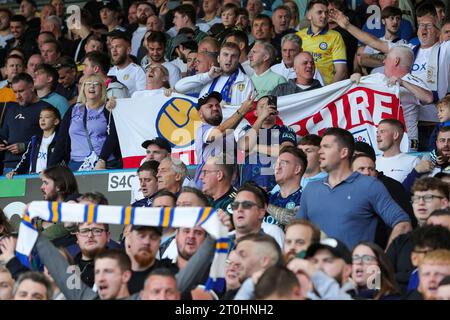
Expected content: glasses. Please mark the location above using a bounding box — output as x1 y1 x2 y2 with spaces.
78 227 106 237
230 200 259 210
411 195 445 203
84 81 101 87
418 23 437 30
352 255 377 264
200 169 220 176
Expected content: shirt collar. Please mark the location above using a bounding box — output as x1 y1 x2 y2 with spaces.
307 25 329 36
322 171 360 187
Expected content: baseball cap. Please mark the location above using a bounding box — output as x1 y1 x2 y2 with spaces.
131 225 163 235
169 33 196 58
99 0 121 12
305 238 352 264
141 137 172 153
196 91 222 110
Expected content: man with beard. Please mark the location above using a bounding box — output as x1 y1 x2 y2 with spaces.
140 31 181 88
36 235 133 300
131 2 156 57
0 73 51 174
284 219 321 263
124 225 177 294
233 233 283 300
4 15 37 65
193 90 254 189
416 249 450 300
175 42 254 106
72 222 112 287
287 238 356 299
160 187 210 260
403 127 450 190
107 33 146 96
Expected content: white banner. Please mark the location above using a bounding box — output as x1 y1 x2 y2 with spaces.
113 74 407 168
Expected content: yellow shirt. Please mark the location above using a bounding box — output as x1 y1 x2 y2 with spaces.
0 84 16 103
297 26 347 85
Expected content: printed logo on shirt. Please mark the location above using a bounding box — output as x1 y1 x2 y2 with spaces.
37 151 47 160
319 42 328 50
15 113 25 119
412 63 427 72
123 74 130 80
286 201 296 210
237 83 245 91
156 97 201 148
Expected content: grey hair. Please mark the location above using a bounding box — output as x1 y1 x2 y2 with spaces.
281 33 302 50
13 271 53 300
389 44 414 68
255 40 276 65
162 157 187 180
273 5 292 20
47 15 62 28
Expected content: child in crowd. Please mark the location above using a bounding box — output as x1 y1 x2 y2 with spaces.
6 106 61 178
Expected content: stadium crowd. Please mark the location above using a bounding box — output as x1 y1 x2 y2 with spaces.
0 0 450 301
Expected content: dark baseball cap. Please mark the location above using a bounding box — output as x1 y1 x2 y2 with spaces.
141 137 172 153
196 91 222 110
99 0 121 12
305 238 352 264
131 225 163 235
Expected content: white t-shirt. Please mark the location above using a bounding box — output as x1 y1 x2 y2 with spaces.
398 73 431 143
35 133 55 173
131 88 165 98
390 41 450 121
376 152 420 182
108 63 146 96
131 26 147 57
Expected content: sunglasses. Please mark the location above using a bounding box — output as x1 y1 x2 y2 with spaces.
230 200 259 210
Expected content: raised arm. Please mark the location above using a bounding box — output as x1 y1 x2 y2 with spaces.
330 9 389 54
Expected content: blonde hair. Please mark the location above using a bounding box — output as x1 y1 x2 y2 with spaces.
78 74 107 105
420 249 450 269
437 96 450 110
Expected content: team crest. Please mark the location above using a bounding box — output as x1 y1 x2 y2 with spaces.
237 83 245 91
156 97 201 148
319 42 328 50
123 74 130 80
286 201 296 210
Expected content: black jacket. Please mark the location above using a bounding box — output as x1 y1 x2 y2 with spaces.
12 132 57 174
374 171 416 249
0 100 51 168
271 79 323 97
386 232 415 294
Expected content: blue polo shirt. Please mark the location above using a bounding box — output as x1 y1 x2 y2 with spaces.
296 171 410 248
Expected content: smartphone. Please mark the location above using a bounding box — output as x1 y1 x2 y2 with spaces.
267 95 277 108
